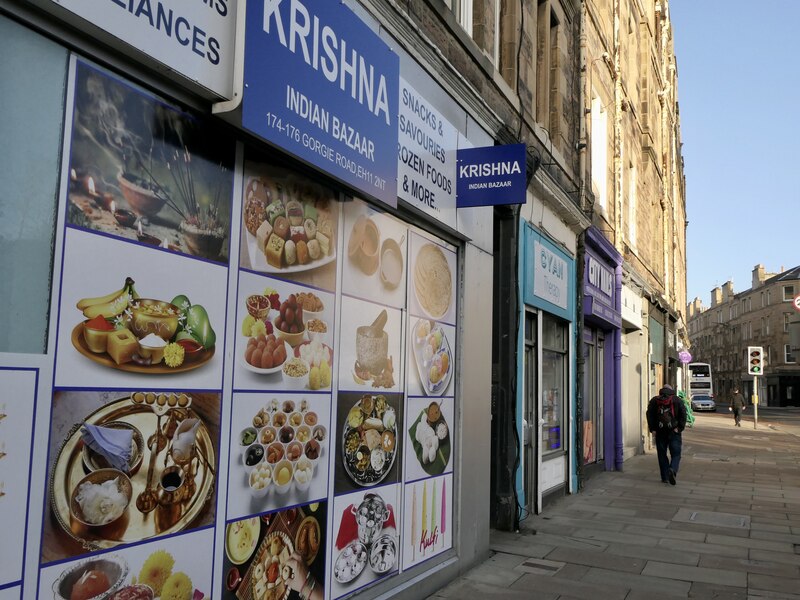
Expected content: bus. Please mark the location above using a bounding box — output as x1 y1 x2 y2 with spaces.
688 362 714 398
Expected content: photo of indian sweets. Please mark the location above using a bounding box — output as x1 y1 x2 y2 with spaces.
222 503 326 600
41 390 220 564
66 61 235 264
239 159 339 292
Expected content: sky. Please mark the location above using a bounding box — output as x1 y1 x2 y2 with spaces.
669 1 800 307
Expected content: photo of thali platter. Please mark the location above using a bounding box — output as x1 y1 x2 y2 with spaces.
227 394 330 520
56 228 228 390
39 527 214 600
408 234 457 325
341 200 407 309
66 61 235 264
42 390 219 563
222 503 326 600
234 271 334 393
334 393 403 495
239 160 339 292
330 487 400 600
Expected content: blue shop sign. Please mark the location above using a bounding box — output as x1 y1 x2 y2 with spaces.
243 0 399 208
456 143 526 207
521 222 575 321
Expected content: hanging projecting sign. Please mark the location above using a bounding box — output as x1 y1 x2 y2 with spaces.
456 143 526 207
397 78 458 223
243 0 399 208
39 0 235 97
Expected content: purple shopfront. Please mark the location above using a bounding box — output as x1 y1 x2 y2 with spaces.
582 227 623 471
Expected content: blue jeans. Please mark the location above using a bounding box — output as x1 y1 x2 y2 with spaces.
655 433 682 481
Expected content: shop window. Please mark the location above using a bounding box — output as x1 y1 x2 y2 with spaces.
541 314 567 454
0 16 67 353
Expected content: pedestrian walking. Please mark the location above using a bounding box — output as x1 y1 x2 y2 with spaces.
730 387 746 427
646 384 686 485
678 390 695 428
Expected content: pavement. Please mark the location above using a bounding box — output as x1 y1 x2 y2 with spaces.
429 411 800 599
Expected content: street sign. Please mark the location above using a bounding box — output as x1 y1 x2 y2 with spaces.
793 293 800 312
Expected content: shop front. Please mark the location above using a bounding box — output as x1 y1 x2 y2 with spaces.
519 222 576 512
581 228 622 471
0 2 494 598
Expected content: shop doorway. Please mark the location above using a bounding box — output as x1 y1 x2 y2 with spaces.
583 332 604 465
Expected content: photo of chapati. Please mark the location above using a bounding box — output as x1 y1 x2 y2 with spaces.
413 244 452 319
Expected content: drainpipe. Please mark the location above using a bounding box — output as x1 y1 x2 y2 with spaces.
614 264 624 470
578 1 589 212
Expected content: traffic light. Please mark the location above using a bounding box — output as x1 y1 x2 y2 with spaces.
747 346 763 375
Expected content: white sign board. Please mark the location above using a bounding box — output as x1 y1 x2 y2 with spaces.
533 241 568 310
47 0 236 97
397 78 458 227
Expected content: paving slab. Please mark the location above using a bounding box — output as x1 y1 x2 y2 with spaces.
544 546 646 573
697 554 800 578
641 560 746 587
509 571 630 599
604 542 700 566
748 573 800 595
580 566 692 596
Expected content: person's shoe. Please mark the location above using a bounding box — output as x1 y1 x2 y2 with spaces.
668 468 676 485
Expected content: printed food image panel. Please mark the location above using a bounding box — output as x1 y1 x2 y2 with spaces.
404 397 454 482
66 61 235 265
341 199 407 308
39 527 214 600
401 474 453 571
337 297 403 394
227 394 330 520
56 228 227 390
408 233 457 326
330 486 400 600
0 370 37 588
0 585 19 600
42 390 220 564
406 318 455 398
234 270 334 393
222 502 327 600
240 159 339 292
334 392 402 495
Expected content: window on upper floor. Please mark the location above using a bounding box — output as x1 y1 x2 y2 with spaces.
590 93 608 213
765 317 770 335
784 285 795 301
785 344 797 364
761 292 765 307
785 313 791 333
450 0 474 36
535 1 562 143
767 290 771 305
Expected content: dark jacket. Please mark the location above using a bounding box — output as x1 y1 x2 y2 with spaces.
646 391 687 435
731 392 746 410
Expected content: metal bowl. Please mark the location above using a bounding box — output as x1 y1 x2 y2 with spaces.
52 554 129 600
69 468 132 528
127 299 180 341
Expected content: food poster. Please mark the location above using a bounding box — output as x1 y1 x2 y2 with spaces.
239 159 339 293
341 199 408 310
0 369 38 589
329 486 400 599
333 393 403 496
41 390 220 565
39 526 215 600
227 394 331 520
401 474 453 570
233 270 335 393
65 61 235 266
407 234 457 327
403 397 454 483
54 228 228 390
406 319 455 398
337 298 404 394
222 502 327 600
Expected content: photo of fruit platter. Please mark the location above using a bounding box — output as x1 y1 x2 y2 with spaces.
71 277 217 374
236 398 328 503
222 504 327 600
242 169 337 275
239 288 332 391
341 395 398 487
45 392 217 558
410 318 453 396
